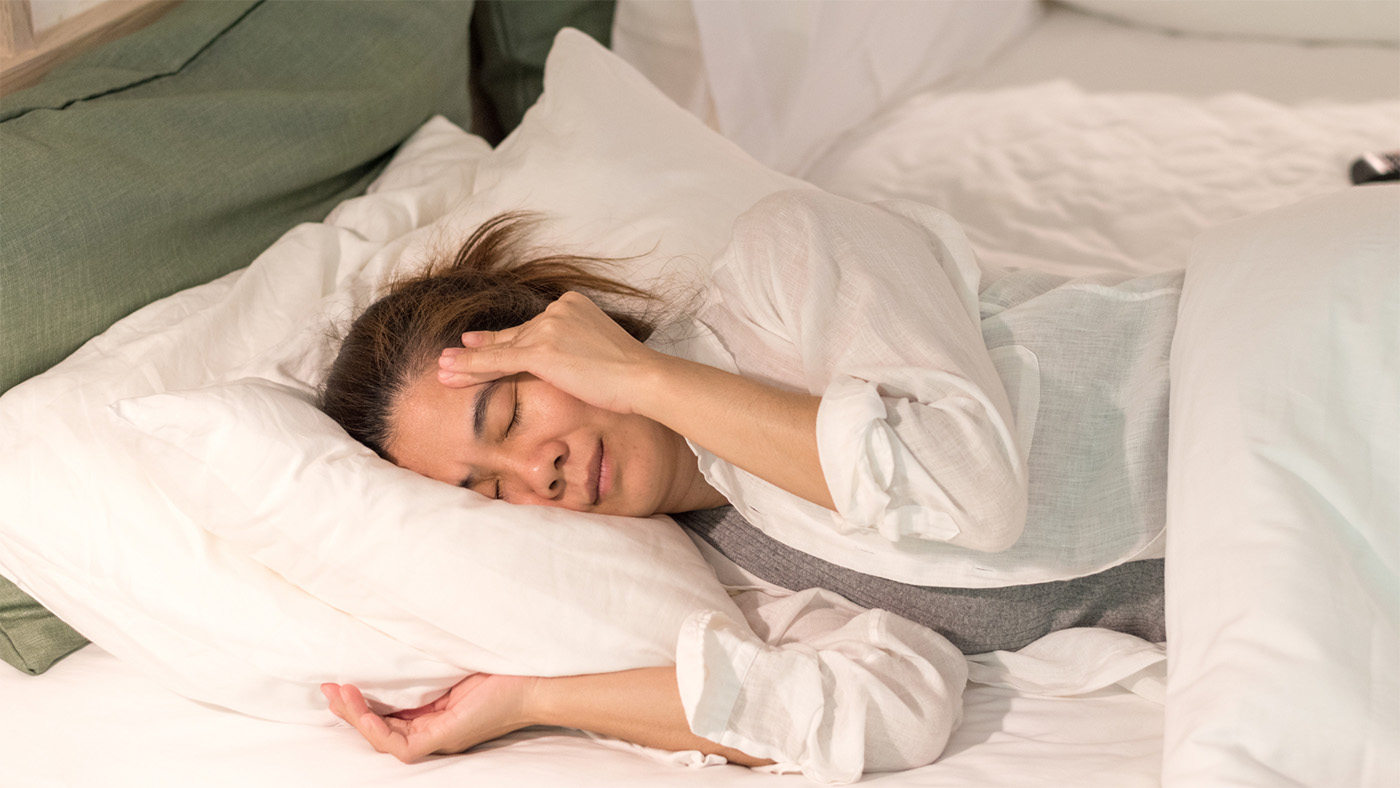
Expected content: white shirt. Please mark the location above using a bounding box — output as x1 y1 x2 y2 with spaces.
670 189 1033 587
658 190 1171 781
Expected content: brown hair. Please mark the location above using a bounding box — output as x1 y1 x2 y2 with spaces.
319 212 656 459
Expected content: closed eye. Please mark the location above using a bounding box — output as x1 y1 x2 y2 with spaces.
502 380 521 439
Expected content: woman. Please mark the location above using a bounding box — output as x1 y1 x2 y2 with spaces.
318 189 1175 780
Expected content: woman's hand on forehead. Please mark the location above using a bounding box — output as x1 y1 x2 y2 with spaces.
438 291 664 416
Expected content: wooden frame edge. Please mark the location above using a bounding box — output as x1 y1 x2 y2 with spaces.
1 0 182 97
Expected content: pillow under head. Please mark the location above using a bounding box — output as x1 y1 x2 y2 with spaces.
110 378 743 681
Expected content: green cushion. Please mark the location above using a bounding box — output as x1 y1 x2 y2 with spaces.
471 0 614 141
0 0 476 396
0 0 476 674
0 575 88 675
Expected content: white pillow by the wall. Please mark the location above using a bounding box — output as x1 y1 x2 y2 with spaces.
1060 0 1400 44
432 29 808 305
610 0 719 130
686 0 1042 176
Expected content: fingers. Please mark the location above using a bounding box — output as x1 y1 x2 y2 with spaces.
321 683 421 763
459 329 505 348
437 346 522 387
435 292 610 389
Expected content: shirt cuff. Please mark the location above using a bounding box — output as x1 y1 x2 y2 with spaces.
674 609 775 761
816 375 892 527
816 375 961 542
676 607 867 783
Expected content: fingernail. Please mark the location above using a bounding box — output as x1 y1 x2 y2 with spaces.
441 347 464 357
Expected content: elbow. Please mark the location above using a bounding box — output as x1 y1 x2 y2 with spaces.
952 480 1027 553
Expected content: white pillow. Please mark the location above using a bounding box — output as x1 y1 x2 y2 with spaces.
610 0 718 130
0 120 491 723
0 30 807 723
408 32 807 309
1163 185 1399 785
111 379 742 679
1060 0 1400 44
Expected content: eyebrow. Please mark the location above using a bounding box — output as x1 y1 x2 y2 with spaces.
472 378 505 441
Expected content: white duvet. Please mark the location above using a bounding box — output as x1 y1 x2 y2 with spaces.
1164 185 1399 787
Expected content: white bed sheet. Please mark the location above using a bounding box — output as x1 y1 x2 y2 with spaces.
0 642 1163 788
4 4 1396 787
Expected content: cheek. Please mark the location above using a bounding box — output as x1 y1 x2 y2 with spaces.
617 416 675 474
521 378 598 429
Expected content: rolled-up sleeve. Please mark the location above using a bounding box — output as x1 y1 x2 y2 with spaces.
675 587 968 784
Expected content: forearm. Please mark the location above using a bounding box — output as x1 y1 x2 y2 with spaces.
635 352 835 511
526 666 773 767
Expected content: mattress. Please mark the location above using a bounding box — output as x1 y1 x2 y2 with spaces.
2 4 1396 786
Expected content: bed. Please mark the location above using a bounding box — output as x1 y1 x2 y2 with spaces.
1 1 1396 786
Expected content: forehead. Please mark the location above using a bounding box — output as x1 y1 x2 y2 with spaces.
386 372 484 484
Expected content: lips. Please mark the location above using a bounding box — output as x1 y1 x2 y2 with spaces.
597 441 612 503
586 440 604 506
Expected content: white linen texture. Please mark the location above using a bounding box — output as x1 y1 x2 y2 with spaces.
678 190 1172 587
679 191 1030 576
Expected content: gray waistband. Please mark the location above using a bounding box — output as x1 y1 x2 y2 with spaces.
675 505 1165 655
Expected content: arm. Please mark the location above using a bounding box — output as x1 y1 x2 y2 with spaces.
698 192 1028 551
636 350 833 511
325 586 966 782
531 667 773 766
323 668 770 766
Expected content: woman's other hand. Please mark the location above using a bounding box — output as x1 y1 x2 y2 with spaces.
325 667 772 768
321 673 536 763
438 291 662 415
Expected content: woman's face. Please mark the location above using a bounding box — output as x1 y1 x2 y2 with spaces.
386 370 697 517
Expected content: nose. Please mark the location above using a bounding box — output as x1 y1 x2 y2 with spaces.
513 439 567 502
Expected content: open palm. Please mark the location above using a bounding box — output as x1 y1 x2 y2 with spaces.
322 673 535 763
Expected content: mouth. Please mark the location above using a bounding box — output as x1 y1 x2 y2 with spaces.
587 440 605 507
598 440 613 504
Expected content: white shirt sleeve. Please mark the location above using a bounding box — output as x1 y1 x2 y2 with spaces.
700 190 1028 553
674 582 967 784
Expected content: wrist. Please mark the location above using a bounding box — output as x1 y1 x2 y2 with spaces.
627 350 692 421
516 675 547 728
